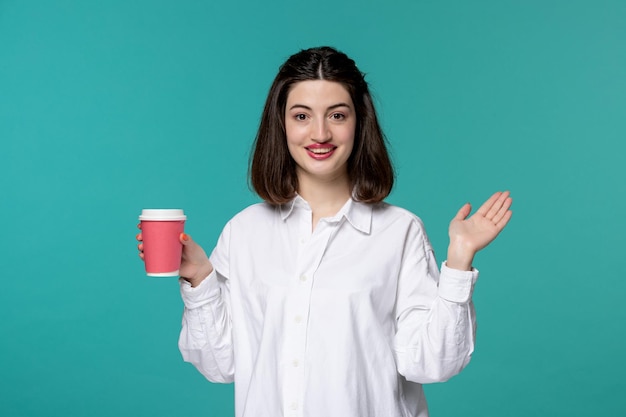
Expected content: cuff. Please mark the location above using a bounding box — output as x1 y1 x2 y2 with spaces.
179 270 221 309
438 262 479 303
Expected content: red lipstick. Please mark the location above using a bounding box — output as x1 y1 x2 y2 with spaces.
305 144 336 160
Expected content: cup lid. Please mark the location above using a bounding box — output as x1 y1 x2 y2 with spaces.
139 209 186 221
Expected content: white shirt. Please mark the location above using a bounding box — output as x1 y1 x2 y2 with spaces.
179 196 478 417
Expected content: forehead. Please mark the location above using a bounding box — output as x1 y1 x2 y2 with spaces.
286 80 353 107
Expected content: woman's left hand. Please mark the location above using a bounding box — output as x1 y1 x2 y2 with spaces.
446 191 513 270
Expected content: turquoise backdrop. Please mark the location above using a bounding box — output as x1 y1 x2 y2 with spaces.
1 0 625 416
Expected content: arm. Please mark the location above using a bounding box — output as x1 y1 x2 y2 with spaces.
137 224 235 382
177 228 235 383
394 191 512 383
178 269 234 383
393 222 478 383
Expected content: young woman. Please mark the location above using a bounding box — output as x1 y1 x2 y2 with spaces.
137 46 512 417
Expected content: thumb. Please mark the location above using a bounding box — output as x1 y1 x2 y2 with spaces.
180 232 202 259
180 233 206 257
179 233 211 273
454 203 472 221
180 233 192 245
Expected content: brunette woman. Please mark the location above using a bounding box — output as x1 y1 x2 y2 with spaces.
137 46 512 417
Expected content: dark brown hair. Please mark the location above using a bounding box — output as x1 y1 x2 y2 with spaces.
249 46 394 204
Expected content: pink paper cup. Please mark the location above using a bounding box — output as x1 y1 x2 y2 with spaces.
139 209 186 277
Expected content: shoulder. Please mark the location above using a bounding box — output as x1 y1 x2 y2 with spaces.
369 201 432 249
228 201 277 222
371 201 427 229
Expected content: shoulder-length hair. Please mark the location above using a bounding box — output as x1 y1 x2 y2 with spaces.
249 46 394 205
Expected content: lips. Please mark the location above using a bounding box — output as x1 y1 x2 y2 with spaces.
305 144 336 160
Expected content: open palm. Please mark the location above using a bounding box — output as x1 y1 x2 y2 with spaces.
449 191 513 255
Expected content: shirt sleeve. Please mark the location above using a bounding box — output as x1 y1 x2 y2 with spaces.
178 222 234 384
393 217 479 384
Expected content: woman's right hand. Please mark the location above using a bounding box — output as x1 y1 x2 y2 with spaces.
136 224 213 287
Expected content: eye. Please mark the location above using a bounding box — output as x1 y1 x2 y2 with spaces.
294 113 307 121
330 113 345 121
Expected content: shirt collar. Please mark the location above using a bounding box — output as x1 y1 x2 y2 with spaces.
280 195 372 234
279 194 306 220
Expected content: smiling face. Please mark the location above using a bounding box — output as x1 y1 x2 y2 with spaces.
285 80 356 188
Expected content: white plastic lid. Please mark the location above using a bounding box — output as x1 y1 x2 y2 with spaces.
139 209 186 221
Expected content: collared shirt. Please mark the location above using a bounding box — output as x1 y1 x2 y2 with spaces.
179 196 478 417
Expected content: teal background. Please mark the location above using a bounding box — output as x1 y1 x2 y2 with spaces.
1 0 625 416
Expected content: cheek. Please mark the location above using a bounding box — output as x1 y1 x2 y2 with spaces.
285 122 305 144
341 125 356 148
285 133 301 159
284 131 294 146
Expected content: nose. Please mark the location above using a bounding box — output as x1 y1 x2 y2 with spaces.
311 118 331 143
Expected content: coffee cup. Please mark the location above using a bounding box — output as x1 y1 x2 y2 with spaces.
139 209 186 277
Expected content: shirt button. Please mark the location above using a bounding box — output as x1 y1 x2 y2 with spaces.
299 274 307 282
299 237 306 244
292 359 299 367
294 315 302 324
290 402 298 410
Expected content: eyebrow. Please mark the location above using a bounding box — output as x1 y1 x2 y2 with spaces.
288 102 352 111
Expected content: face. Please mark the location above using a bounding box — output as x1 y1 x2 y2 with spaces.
284 80 356 186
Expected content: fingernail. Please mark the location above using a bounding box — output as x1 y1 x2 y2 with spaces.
182 233 189 241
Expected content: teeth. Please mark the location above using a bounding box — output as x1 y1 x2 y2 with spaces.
308 148 333 154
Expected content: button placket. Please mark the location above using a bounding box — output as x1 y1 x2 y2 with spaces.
281 210 316 416
284 273 311 415
282 211 337 416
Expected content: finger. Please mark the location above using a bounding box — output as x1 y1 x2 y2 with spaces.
136 233 143 242
138 252 144 260
483 191 510 220
454 203 472 221
495 209 513 230
180 233 190 244
475 191 503 217
137 223 142 230
491 196 513 224
138 243 144 252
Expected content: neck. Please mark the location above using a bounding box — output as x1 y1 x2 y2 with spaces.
297 172 351 220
